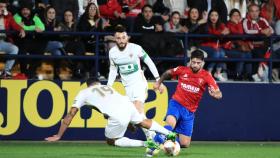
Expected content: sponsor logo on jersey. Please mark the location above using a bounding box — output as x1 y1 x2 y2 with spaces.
181 83 200 93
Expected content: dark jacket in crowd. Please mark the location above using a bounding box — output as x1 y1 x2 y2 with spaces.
187 0 228 23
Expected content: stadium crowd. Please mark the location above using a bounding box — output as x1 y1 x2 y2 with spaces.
0 0 280 82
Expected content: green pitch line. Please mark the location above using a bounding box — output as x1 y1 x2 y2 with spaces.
0 141 279 158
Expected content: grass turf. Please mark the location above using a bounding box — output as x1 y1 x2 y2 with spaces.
0 141 279 158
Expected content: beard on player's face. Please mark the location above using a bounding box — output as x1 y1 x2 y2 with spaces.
117 42 127 50
191 67 200 73
191 65 201 73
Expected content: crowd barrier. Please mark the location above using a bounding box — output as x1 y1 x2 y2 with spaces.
1 31 280 82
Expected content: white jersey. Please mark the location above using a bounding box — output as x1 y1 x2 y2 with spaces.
108 43 148 87
72 84 133 118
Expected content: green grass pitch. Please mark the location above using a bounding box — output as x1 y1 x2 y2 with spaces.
0 141 279 158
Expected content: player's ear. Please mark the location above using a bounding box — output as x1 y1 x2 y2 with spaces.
187 59 191 66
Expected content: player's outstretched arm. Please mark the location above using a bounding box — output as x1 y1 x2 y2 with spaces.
107 58 118 87
153 70 172 93
45 107 79 142
208 87 222 100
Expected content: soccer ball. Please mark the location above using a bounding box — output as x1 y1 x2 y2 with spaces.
145 147 160 157
162 140 181 156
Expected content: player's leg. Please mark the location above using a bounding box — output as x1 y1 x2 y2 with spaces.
107 137 145 147
130 105 176 141
105 116 145 147
178 134 191 148
154 99 180 144
126 84 156 139
172 104 194 148
138 118 171 136
165 115 177 129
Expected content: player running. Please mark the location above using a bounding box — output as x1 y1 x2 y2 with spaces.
107 25 164 139
45 77 176 148
153 49 222 148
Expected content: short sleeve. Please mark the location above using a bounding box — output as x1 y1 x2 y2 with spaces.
72 91 86 109
205 72 219 90
170 66 184 77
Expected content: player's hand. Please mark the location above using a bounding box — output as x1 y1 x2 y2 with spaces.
45 135 61 142
158 83 165 94
19 29 26 38
153 82 164 94
208 86 215 95
153 82 160 91
208 87 222 99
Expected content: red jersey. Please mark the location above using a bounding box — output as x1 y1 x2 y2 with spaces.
171 66 219 112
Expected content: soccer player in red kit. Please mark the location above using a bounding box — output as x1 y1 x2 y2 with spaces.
153 49 222 148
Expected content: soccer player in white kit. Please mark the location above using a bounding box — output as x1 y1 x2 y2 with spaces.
45 77 175 147
107 25 164 139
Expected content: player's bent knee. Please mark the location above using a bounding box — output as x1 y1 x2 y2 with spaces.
180 141 191 148
106 138 116 146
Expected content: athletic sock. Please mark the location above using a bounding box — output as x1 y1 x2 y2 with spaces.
149 121 170 135
154 125 174 144
114 137 144 147
141 114 156 139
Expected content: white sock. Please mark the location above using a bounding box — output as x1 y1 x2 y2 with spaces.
149 120 170 135
141 114 156 139
114 137 145 147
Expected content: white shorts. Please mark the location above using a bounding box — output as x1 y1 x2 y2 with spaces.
105 102 144 139
125 81 148 103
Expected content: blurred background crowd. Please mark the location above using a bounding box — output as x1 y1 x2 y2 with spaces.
0 0 279 82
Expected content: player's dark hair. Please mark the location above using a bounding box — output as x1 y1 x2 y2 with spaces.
114 25 126 33
86 77 100 86
191 49 204 60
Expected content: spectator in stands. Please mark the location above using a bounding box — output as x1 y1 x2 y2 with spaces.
243 4 273 58
187 0 228 23
164 11 186 33
272 20 280 81
224 0 247 18
99 0 122 19
10 62 28 79
163 0 187 16
98 0 127 28
243 3 274 81
77 2 108 53
78 0 98 18
43 6 64 56
57 60 73 80
199 9 229 81
225 8 252 80
58 9 85 55
35 60 55 80
50 0 79 20
13 3 45 32
13 2 45 54
120 0 145 17
13 2 46 77
35 0 50 19
117 0 145 32
77 2 108 78
183 7 207 48
133 4 164 33
0 0 25 78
